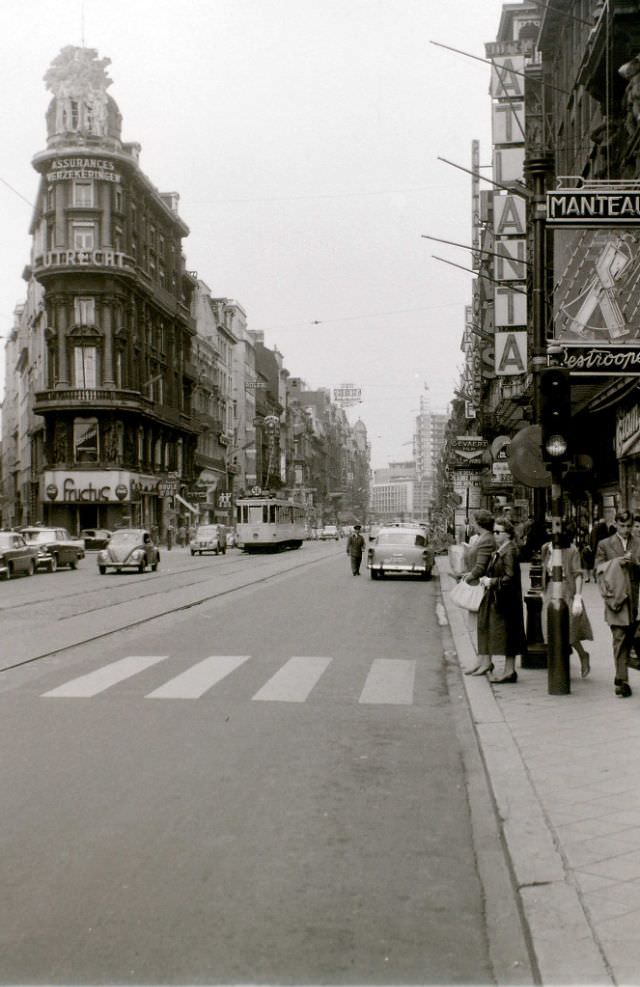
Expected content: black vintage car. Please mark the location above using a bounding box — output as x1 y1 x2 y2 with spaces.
80 528 112 550
0 531 39 579
21 526 86 572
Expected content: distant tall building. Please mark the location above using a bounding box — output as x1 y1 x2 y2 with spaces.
414 390 448 520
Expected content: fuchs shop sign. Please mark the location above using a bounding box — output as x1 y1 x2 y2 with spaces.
43 471 133 503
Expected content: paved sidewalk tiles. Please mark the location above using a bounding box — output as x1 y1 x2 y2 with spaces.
438 557 640 986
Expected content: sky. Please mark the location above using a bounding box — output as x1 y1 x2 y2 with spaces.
0 0 503 468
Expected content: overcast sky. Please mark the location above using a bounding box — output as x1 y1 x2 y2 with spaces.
0 0 503 468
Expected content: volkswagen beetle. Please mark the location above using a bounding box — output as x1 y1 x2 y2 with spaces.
97 528 160 574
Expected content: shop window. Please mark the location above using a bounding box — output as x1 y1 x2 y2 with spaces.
73 417 99 463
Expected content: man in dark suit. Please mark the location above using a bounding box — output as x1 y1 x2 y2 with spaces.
595 510 640 697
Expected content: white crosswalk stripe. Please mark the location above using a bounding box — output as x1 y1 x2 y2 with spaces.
42 655 169 698
358 659 416 705
145 655 251 699
251 656 333 703
40 654 418 705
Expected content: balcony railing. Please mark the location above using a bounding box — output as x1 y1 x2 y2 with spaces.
34 387 154 410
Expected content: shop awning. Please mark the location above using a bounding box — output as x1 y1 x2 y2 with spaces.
175 492 198 514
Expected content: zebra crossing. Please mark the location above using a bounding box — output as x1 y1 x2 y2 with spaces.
40 654 418 705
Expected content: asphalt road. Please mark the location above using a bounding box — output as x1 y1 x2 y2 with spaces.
0 543 498 984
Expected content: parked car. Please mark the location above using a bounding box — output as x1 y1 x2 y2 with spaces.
190 524 226 556
0 531 39 579
367 525 434 580
21 526 85 572
97 528 160 574
319 524 340 540
80 528 112 550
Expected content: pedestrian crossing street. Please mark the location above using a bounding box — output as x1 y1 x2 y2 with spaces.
40 654 419 705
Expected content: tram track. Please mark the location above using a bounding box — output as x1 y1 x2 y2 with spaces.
0 546 340 674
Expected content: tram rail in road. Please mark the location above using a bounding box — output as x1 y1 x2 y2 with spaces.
0 544 343 675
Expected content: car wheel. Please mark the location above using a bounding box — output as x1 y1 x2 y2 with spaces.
138 561 145 573
99 565 107 575
191 550 195 556
370 569 378 580
49 555 58 573
6 564 12 580
214 546 219 555
27 560 35 576
422 569 432 581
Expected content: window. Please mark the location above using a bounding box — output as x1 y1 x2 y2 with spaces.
73 418 98 463
74 297 95 326
46 185 55 210
73 346 97 388
114 187 123 213
72 223 95 251
73 181 94 207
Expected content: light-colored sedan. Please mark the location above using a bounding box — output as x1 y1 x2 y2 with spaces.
367 525 434 580
190 524 226 556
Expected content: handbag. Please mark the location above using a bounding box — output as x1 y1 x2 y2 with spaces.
450 578 486 612
448 543 468 577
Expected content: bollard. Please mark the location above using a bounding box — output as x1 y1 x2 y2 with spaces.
523 550 547 668
547 539 570 695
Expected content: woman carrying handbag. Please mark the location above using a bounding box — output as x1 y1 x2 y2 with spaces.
459 509 496 675
474 519 526 682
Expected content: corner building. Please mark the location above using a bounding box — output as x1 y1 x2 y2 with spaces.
28 46 198 534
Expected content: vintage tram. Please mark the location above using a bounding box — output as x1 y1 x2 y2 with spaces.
235 494 306 551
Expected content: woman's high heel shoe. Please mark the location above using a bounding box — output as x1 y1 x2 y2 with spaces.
470 662 494 676
491 671 518 684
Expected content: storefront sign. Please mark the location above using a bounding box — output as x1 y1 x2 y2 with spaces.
547 190 640 226
451 437 488 468
558 345 640 374
46 158 121 183
43 470 137 503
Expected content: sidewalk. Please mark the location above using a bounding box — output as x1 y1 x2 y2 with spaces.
438 556 640 987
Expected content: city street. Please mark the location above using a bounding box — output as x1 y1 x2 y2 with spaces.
0 544 516 984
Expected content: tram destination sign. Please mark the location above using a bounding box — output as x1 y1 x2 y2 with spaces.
547 189 640 226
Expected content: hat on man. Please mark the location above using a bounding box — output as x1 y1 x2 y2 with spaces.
354 524 362 530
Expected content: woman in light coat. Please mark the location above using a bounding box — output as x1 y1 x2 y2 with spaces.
460 509 496 675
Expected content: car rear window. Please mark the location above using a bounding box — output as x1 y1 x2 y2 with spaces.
377 531 426 546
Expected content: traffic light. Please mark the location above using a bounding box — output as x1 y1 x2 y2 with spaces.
540 367 571 464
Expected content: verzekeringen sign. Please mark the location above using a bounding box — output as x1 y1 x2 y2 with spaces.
547 190 640 225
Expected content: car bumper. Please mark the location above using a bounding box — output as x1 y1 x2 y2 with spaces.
368 562 431 574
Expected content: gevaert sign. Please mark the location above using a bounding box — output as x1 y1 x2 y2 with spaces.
547 189 640 226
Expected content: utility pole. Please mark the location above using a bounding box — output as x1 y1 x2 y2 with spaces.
521 153 554 670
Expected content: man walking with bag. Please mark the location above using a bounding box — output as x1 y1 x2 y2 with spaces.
595 509 640 697
346 524 366 576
